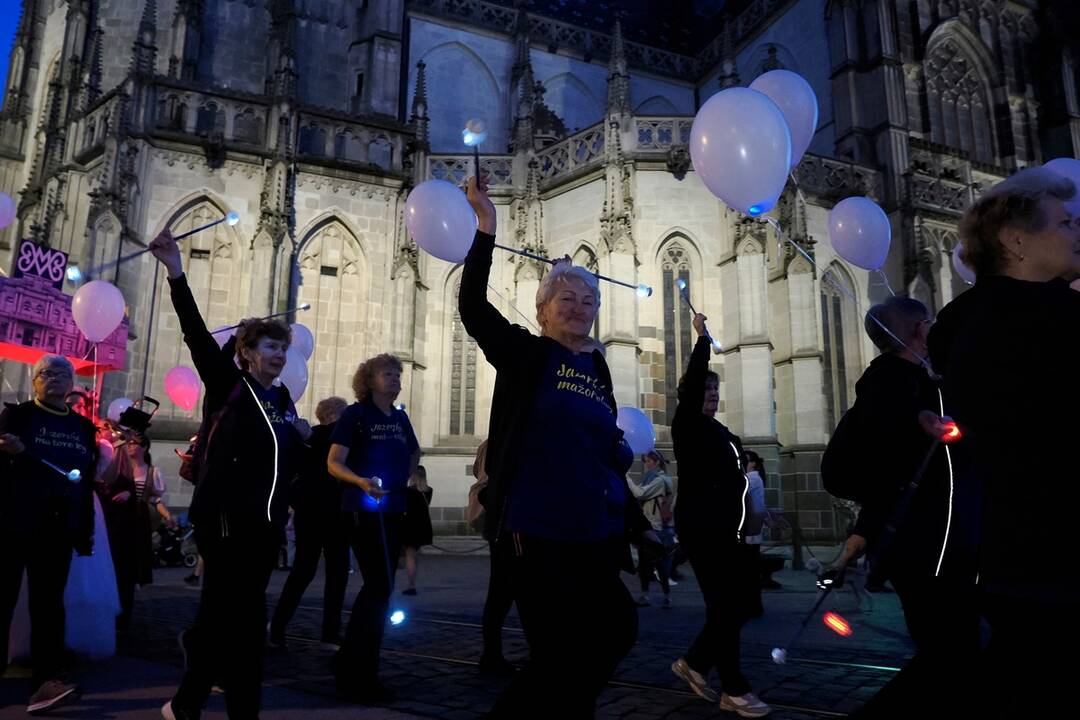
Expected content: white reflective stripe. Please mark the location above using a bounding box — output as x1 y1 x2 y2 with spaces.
934 388 954 577
243 379 279 523
730 441 748 539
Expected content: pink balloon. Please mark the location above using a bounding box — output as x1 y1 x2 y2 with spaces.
0 192 15 230
164 365 201 411
71 280 126 343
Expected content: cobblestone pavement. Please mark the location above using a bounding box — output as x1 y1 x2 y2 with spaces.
2 550 914 718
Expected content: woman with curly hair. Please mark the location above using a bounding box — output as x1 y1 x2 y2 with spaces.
328 353 420 702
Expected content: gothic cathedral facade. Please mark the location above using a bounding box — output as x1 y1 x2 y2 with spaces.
2 0 1077 538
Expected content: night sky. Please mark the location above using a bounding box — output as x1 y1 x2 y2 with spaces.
0 1 18 106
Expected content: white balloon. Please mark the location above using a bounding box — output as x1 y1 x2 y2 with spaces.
106 397 134 423
951 243 976 285
690 87 792 216
749 70 819 169
71 280 126 343
1045 157 1080 217
404 179 478 264
290 323 314 360
616 406 656 455
210 325 233 349
828 197 891 271
278 347 309 402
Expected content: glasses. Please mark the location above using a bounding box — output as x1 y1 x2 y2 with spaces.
36 370 73 380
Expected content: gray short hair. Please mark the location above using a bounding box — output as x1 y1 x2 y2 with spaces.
32 354 75 379
315 396 348 424
535 261 601 316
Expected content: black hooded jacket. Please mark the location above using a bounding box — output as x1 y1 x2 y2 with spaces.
824 353 957 579
169 274 303 547
929 275 1080 602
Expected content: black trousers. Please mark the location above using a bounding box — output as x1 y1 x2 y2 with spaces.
0 526 73 690
172 528 278 718
336 511 402 679
489 535 637 719
270 508 349 642
850 573 980 718
682 538 757 697
481 538 516 661
980 592 1080 716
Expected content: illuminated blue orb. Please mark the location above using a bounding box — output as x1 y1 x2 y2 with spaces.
389 610 406 626
636 283 653 298
66 266 83 284
747 204 764 216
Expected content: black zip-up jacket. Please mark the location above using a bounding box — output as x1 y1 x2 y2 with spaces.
671 336 751 546
838 353 955 579
168 274 302 545
929 275 1080 603
459 230 648 548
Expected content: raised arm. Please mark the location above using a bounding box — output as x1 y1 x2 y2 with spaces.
673 314 713 422
459 176 533 369
149 230 237 401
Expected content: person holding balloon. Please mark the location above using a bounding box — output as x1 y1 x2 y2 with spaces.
148 228 313 720
928 165 1080 716
458 175 643 718
669 314 771 718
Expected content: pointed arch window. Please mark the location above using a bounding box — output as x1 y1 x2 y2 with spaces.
924 36 994 163
820 265 860 431
572 245 600 339
450 280 477 436
295 220 365 415
661 240 694 424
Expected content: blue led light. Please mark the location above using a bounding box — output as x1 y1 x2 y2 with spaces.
66 266 83 283
748 204 764 216
389 610 406 626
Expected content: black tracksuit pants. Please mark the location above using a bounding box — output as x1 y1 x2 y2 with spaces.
336 511 402 681
481 537 516 661
270 508 349 642
0 525 73 690
682 537 757 697
172 528 278 718
489 534 637 719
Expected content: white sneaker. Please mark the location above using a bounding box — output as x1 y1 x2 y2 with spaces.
671 658 718 702
720 692 771 717
27 680 77 713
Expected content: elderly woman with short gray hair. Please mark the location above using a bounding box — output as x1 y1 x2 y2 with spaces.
0 355 97 713
460 175 646 718
928 166 1080 715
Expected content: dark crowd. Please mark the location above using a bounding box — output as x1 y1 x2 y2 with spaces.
2 167 1079 719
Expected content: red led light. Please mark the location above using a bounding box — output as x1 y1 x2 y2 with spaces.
940 422 962 443
823 611 853 637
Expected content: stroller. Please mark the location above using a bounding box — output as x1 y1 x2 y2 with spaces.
154 522 198 568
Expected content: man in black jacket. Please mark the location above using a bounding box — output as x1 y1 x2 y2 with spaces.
149 229 312 720
824 297 979 718
0 354 96 713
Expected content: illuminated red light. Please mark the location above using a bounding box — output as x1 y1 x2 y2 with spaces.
823 611 853 637
940 422 962 443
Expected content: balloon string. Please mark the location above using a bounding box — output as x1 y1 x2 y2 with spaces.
765 216 931 372
486 283 540 333
875 269 898 297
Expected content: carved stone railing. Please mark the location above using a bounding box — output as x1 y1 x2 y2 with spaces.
427 155 514 189
906 173 973 216
633 116 692 152
408 0 695 77
152 81 271 148
535 123 605 187
793 154 884 202
295 107 410 173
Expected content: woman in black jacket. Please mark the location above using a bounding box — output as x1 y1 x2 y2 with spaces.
669 314 770 718
459 176 646 718
928 167 1080 715
149 229 312 720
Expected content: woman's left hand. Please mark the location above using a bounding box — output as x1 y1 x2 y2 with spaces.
112 490 132 503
